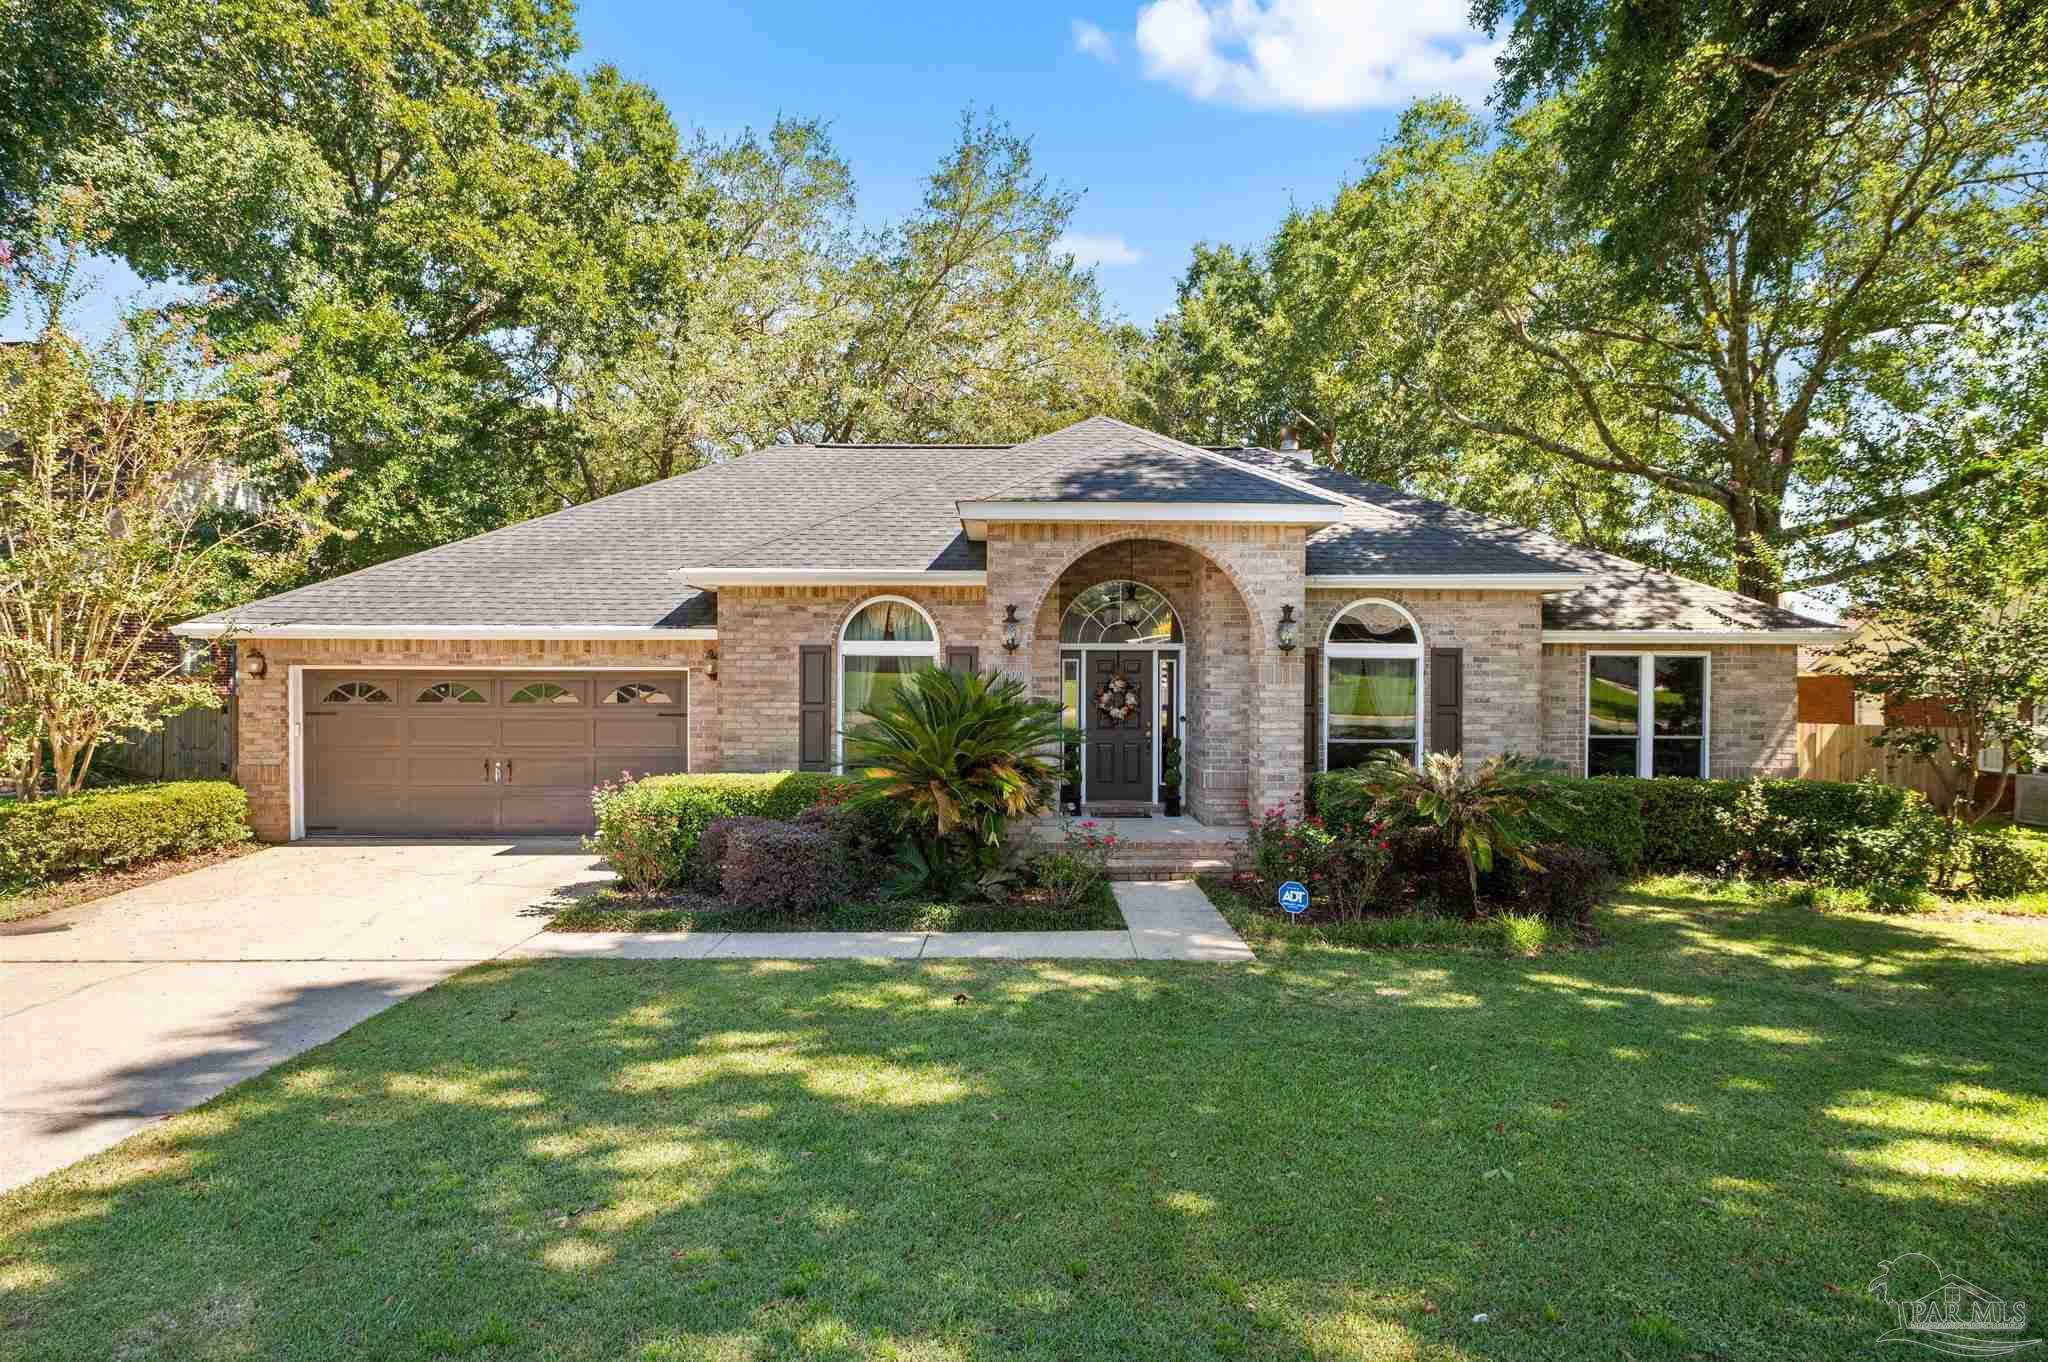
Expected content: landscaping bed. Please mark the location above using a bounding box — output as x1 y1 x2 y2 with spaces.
548 877 1124 933
1200 873 1572 954
0 780 252 913
3 881 2041 1361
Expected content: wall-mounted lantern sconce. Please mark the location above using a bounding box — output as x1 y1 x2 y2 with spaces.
1001 604 1022 653
243 648 268 679
1276 605 1299 653
704 649 719 681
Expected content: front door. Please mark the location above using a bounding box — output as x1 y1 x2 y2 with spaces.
1086 652 1152 802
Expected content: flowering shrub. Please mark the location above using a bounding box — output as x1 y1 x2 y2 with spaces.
1241 803 1392 920
1030 819 1119 914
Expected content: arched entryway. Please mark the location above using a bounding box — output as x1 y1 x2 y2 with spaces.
1027 536 1258 822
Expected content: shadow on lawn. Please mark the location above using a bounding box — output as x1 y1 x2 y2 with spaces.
2 897 2044 1361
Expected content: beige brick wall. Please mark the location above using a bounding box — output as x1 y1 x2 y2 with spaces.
1304 588 1547 768
991 522 1305 821
714 585 991 771
1539 642 1799 778
231 637 713 841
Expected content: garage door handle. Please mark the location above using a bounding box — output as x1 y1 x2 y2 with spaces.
484 758 492 783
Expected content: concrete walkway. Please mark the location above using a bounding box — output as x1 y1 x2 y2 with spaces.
506 881 1255 962
2 842 1251 1192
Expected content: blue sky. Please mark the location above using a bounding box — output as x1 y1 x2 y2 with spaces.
582 1 1501 324
14 1 1504 336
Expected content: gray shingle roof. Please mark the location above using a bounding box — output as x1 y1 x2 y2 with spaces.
1218 444 1833 631
181 417 1832 635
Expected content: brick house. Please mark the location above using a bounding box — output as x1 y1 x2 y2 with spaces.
172 418 1847 840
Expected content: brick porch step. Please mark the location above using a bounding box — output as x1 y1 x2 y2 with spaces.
1024 815 1245 882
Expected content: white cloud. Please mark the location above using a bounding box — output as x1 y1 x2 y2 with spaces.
1132 0 1502 112
1072 18 1116 62
1054 231 1145 267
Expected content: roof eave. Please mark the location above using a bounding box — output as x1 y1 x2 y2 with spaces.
958 500 1346 541
169 621 718 641
1308 572 1592 591
671 568 988 588
1541 628 1852 645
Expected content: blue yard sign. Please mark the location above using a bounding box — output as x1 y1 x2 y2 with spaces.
1277 880 1309 915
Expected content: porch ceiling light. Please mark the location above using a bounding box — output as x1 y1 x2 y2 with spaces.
1277 605 1300 653
1001 604 1022 653
1120 580 1143 627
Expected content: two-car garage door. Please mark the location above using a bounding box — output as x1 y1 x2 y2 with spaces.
303 671 688 836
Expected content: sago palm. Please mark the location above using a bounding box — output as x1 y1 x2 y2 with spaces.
1362 752 1575 910
843 665 1066 851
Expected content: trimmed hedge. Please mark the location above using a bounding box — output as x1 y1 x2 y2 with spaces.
0 781 250 885
1312 767 1922 878
589 772 859 893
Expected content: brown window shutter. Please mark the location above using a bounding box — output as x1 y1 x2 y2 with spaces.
945 645 979 676
1429 647 1463 756
798 644 833 770
1304 646 1321 775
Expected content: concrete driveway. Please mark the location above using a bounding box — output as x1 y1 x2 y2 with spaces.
0 839 608 1192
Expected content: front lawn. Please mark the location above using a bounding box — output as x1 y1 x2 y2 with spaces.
4 882 2043 1360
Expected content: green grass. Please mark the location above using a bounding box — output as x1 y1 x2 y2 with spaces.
4 881 2045 1360
1202 876 1566 955
544 878 1124 933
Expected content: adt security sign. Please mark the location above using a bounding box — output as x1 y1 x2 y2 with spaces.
1277 880 1309 915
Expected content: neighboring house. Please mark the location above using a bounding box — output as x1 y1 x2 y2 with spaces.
172 417 1846 840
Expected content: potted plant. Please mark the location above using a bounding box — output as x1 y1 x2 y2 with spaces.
1060 730 1084 816
1161 736 1183 817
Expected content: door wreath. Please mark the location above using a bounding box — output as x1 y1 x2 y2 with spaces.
1096 674 1140 725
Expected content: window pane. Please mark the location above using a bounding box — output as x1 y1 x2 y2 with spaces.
1588 737 1638 777
843 600 934 643
1328 602 1418 644
1651 737 1704 778
1061 656 1081 730
1329 741 1411 772
1159 658 1177 742
1652 657 1705 735
843 655 919 719
1589 657 1641 735
1060 581 1181 644
1328 657 1417 744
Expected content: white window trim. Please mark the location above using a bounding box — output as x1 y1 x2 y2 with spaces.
1321 598 1426 773
837 595 941 769
1585 651 1712 778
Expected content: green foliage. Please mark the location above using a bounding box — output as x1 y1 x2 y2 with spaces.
842 666 1064 896
1505 774 1644 874
1473 0 2046 290
1842 506 2048 822
1149 87 2048 603
0 244 337 796
1493 911 1555 956
586 771 853 895
1968 829 2048 900
1028 821 1120 918
1160 736 1183 791
1241 806 1393 921
1482 843 1612 928
1632 778 1740 871
0 780 248 885
1355 752 1578 909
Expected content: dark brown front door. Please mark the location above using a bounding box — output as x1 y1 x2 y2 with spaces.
1086 652 1152 802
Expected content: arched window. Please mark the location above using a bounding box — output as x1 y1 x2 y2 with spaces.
508 681 581 705
1323 599 1424 771
323 681 390 704
1060 580 1183 644
840 597 940 763
416 681 484 704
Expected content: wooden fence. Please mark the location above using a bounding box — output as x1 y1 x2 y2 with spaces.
98 704 236 782
1796 722 1955 804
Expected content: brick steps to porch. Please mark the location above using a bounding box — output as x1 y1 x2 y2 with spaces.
1024 815 1245 881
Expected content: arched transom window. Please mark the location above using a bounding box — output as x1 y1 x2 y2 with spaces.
1323 599 1424 771
840 597 940 762
1060 580 1183 645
